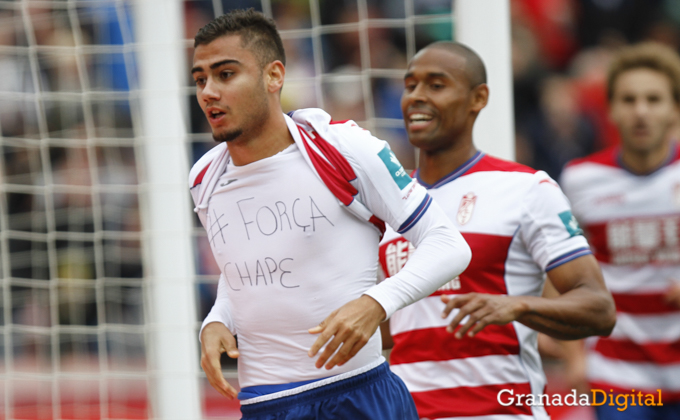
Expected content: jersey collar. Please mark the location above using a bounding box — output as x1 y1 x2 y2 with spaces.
616 143 679 176
415 151 485 189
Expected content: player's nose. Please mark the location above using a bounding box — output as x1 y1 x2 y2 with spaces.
200 78 221 102
404 83 427 105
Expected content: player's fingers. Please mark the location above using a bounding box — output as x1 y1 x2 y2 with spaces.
308 310 341 356
222 334 240 359
441 294 471 318
328 330 370 369
325 332 362 369
468 316 492 337
308 309 337 335
463 306 496 338
314 329 349 369
308 322 337 358
201 351 232 398
453 310 479 338
447 299 484 335
224 382 238 400
445 297 480 332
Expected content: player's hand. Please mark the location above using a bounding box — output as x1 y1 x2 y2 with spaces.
664 282 680 308
308 295 386 370
441 293 528 338
200 322 239 399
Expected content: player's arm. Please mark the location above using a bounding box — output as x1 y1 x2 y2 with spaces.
309 201 471 369
308 132 471 369
442 254 615 340
199 275 240 399
443 172 616 341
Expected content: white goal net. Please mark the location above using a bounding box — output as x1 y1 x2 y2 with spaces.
0 0 510 419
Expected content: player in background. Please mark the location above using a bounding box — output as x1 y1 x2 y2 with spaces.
188 9 471 420
559 42 680 420
379 41 616 420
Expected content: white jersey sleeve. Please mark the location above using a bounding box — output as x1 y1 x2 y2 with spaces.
365 200 471 318
520 171 591 271
200 274 236 338
189 147 237 337
328 122 471 317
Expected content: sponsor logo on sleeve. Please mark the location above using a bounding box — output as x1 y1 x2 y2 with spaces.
559 210 583 237
377 145 412 190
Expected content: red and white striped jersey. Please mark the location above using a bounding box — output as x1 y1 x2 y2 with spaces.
380 152 590 420
560 145 680 402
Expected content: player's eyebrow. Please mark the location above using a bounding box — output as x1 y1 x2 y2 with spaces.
191 59 241 74
404 71 449 80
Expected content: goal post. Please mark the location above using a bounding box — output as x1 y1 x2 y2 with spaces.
134 0 201 418
455 0 515 161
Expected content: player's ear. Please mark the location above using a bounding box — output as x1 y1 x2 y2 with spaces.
265 60 285 94
470 83 489 113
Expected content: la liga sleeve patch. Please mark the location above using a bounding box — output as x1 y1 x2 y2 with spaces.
377 145 412 190
559 210 584 237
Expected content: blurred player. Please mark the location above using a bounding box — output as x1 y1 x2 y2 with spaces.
379 41 616 420
560 42 680 420
188 9 471 420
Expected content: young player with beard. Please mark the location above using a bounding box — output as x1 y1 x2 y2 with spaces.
188 9 471 420
379 41 616 420
560 42 680 420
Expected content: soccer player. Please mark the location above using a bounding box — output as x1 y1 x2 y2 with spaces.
379 41 616 420
188 9 472 420
560 42 680 420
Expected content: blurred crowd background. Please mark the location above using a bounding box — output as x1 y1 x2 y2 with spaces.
1 0 679 418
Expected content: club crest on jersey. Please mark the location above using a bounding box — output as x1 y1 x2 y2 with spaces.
457 192 477 225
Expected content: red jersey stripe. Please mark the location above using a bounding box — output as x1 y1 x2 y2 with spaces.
594 338 680 365
463 154 537 177
192 163 211 187
379 233 513 294
565 146 619 169
390 324 520 365
297 127 357 205
412 382 534 418
456 233 514 295
308 131 357 182
612 292 680 315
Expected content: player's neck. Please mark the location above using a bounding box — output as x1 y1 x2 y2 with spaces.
619 139 674 175
417 140 477 185
227 112 294 166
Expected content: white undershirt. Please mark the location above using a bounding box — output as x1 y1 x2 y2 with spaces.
204 145 382 387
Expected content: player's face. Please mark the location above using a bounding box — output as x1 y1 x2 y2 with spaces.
610 68 679 154
401 48 474 151
192 35 270 143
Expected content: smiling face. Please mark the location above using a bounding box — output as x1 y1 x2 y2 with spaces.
610 68 679 155
192 34 271 143
401 47 485 153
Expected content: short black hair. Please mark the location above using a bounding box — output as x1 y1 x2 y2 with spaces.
194 8 286 68
425 41 487 87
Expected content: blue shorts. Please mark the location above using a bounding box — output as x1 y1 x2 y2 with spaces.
595 401 680 420
239 362 418 420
